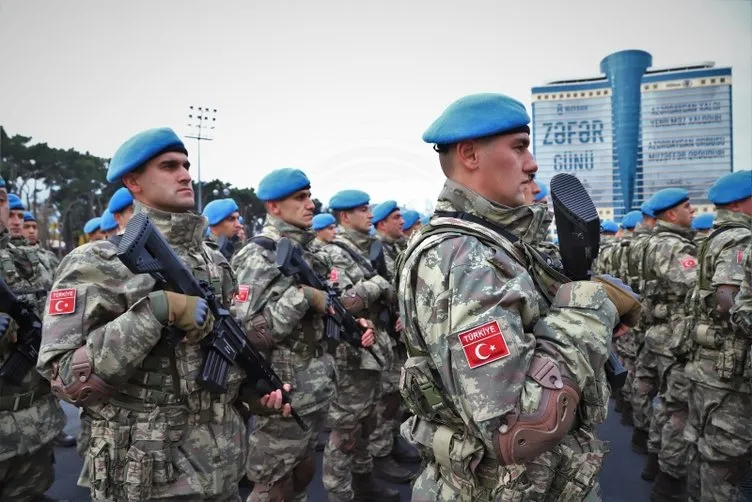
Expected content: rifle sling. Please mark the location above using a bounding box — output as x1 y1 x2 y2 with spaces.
433 211 520 244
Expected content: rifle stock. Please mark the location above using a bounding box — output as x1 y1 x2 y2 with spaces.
550 173 628 390
117 213 307 430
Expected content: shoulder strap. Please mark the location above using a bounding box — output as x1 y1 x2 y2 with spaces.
332 241 376 277
249 235 277 252
433 211 519 244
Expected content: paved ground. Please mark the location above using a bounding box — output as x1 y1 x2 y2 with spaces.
48 400 655 501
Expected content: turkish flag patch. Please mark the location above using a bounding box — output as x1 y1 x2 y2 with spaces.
48 288 77 315
738 250 744 265
679 256 697 269
458 320 510 369
329 268 340 283
234 285 250 303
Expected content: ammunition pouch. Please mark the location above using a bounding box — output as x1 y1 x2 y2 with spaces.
399 355 464 428
493 357 581 465
0 388 48 411
715 336 751 381
51 346 117 406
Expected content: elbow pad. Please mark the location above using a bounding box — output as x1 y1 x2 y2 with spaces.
341 290 366 314
716 285 739 320
50 346 117 407
494 356 581 465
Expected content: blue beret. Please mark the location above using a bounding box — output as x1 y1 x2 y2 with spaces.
423 93 530 145
108 187 134 213
420 214 431 225
83 217 102 234
312 213 336 231
708 171 752 205
534 183 549 202
8 193 24 210
692 213 715 230
640 200 655 217
107 127 187 183
372 200 399 225
100 210 118 232
257 168 311 202
23 211 35 222
649 188 689 214
601 220 619 233
402 210 421 230
329 190 370 211
620 210 642 230
202 198 239 226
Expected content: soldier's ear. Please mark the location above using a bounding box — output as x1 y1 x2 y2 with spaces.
122 173 141 195
456 140 480 172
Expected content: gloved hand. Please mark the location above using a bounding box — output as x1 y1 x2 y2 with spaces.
300 285 329 314
0 314 11 339
148 291 213 338
594 274 642 327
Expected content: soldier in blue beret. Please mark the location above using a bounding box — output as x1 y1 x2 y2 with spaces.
621 210 643 231
594 220 621 274
534 182 549 203
5 193 28 244
401 209 421 237
38 129 294 502
257 168 311 202
82 217 104 242
202 198 242 259
691 213 715 232
22 211 38 243
371 200 405 252
99 209 118 238
311 212 337 250
107 186 135 233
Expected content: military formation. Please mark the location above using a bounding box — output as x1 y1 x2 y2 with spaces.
0 92 749 502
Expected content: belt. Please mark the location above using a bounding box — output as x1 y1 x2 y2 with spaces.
0 389 47 412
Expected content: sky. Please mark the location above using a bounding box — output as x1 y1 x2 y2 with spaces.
0 0 750 212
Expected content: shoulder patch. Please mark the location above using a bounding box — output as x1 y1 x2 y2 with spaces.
679 255 697 269
738 250 745 265
234 284 250 303
48 288 77 315
458 320 510 369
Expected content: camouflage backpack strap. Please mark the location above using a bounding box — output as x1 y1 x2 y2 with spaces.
249 235 277 252
0 248 16 277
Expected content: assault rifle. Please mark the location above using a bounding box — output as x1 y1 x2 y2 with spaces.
117 213 306 430
550 173 629 390
275 237 384 367
0 275 43 386
368 240 400 341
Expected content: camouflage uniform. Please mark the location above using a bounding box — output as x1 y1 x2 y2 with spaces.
230 215 336 501
0 228 66 501
396 180 618 501
37 202 247 502
633 221 696 466
30 244 60 276
321 226 393 502
594 235 619 275
368 234 406 459
684 210 752 502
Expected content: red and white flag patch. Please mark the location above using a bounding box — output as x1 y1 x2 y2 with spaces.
234 285 250 303
48 288 77 315
329 268 340 283
738 250 745 265
458 320 510 369
679 256 697 269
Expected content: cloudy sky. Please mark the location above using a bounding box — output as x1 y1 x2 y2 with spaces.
0 0 749 212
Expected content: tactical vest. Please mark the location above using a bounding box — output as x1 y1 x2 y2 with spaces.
688 223 751 380
626 233 650 293
107 238 226 412
639 230 693 319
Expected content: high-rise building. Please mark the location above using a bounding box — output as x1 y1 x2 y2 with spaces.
532 50 732 221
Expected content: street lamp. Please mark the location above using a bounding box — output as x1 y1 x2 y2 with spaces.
186 106 218 212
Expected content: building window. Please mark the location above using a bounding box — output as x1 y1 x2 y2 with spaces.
711 79 716 84
720 78 726 83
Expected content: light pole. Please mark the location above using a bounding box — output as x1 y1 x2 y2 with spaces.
186 106 217 213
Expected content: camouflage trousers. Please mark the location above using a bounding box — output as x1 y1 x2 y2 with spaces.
245 408 328 502
0 444 55 501
685 381 752 502
658 362 691 479
323 367 381 502
615 331 638 405
631 348 673 442
368 343 405 458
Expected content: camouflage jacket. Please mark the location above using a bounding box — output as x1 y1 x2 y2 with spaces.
640 220 697 356
396 180 618 498
230 215 336 416
37 202 246 500
378 233 402 279
0 228 64 462
32 244 61 277
623 224 652 292
322 227 393 371
309 237 329 253
731 239 752 336
686 210 752 391
594 236 619 276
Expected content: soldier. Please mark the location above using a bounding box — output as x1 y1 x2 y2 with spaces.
594 220 620 275
685 171 752 502
397 93 641 501
99 209 118 239
630 188 696 494
230 168 367 501
322 189 400 502
202 198 243 260
23 211 61 274
107 186 135 233
0 179 68 501
82 217 104 242
310 213 337 251
611 209 645 420
36 127 292 502
691 213 715 247
368 200 420 480
401 209 421 238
